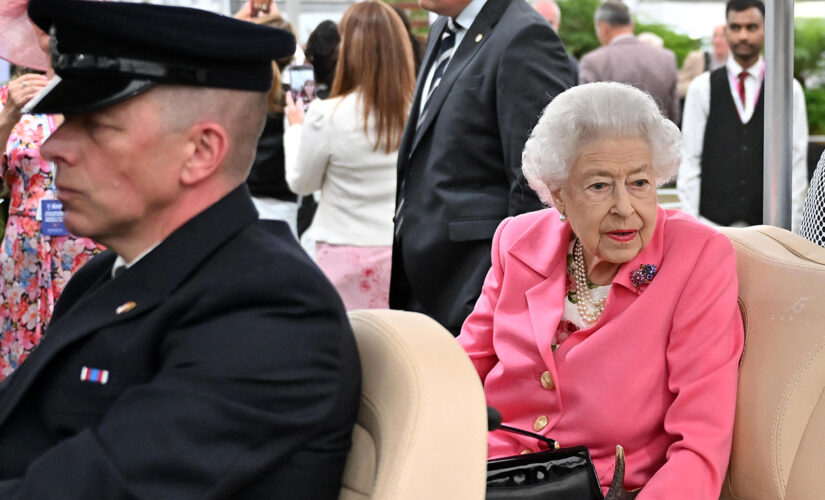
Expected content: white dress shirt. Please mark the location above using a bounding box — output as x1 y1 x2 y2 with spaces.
419 0 487 115
678 55 809 231
286 93 398 246
111 242 160 278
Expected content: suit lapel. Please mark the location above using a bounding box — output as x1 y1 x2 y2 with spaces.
50 250 118 322
0 185 259 427
507 211 571 408
398 16 446 169
408 0 510 155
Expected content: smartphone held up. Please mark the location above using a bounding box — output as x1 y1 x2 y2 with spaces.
288 64 317 110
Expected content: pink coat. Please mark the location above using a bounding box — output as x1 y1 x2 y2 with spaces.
458 207 744 499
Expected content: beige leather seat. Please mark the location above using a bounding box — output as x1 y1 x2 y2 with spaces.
718 226 825 500
340 309 488 500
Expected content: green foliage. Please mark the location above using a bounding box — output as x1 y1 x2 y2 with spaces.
794 17 825 88
794 18 825 135
557 0 600 59
634 22 700 67
805 87 825 135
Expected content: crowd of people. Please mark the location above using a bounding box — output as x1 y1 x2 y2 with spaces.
0 0 819 497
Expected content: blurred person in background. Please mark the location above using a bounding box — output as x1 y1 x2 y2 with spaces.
677 25 728 109
294 20 341 242
237 7 302 233
531 0 578 84
235 0 305 66
304 20 340 101
392 5 424 74
579 0 680 124
678 0 808 230
637 31 664 48
285 0 415 310
0 0 103 379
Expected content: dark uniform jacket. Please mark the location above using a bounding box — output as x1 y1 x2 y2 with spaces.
0 185 360 499
390 0 575 336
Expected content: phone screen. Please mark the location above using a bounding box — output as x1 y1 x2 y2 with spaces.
288 65 316 109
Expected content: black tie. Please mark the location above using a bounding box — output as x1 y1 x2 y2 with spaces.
416 18 460 134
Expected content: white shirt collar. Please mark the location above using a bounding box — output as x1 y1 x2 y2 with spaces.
111 242 161 278
454 0 486 31
727 54 763 80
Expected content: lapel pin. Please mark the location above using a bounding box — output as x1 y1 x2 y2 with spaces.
116 301 137 315
475 33 483 43
80 366 110 385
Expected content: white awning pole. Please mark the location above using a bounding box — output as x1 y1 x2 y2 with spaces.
763 0 794 229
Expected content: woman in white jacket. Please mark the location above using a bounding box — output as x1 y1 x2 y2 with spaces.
286 1 415 309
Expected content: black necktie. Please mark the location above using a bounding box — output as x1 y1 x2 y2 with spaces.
416 18 460 133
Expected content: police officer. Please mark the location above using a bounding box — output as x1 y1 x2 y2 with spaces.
0 1 360 498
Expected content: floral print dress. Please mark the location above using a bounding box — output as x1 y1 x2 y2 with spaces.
0 87 104 379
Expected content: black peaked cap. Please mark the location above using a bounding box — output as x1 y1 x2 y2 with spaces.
26 0 296 114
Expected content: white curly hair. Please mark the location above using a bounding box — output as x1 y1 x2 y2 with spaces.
521 82 681 205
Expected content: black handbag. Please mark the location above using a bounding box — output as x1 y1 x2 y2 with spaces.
485 407 639 500
486 445 603 500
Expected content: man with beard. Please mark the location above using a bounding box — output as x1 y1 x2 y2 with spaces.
678 0 808 230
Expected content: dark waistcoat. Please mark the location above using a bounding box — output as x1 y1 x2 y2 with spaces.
700 67 764 226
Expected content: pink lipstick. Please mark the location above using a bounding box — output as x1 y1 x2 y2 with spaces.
606 230 637 242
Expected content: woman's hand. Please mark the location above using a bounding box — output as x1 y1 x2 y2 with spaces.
1 74 49 124
285 91 305 126
233 0 277 20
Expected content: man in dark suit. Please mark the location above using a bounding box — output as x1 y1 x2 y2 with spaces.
390 0 575 336
0 1 360 498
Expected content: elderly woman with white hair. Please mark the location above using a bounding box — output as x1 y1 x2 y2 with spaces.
458 82 744 498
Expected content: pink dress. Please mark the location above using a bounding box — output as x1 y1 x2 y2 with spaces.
315 242 392 310
0 86 104 379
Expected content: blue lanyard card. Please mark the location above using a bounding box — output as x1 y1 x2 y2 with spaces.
41 199 70 236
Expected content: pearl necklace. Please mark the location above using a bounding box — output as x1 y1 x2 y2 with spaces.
573 238 606 324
